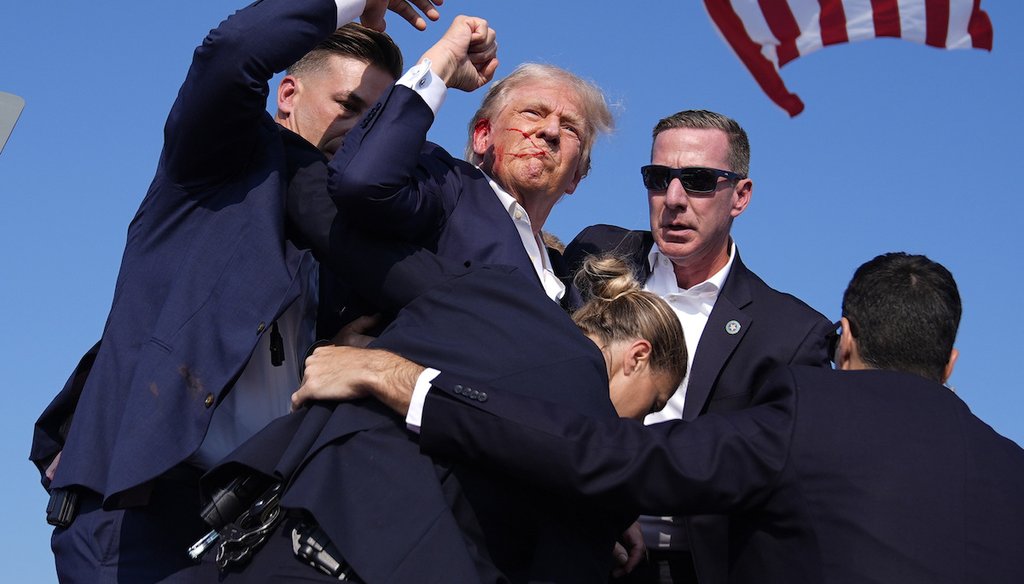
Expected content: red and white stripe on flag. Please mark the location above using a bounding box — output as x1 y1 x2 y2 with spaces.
703 0 993 116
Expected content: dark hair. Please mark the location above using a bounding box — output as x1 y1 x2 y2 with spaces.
287 23 403 80
841 252 961 382
652 110 750 176
573 255 687 387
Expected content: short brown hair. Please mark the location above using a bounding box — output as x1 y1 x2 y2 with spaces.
287 23 403 81
652 110 750 176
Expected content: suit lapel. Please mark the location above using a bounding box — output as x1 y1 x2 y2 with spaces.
681 253 754 421
467 170 541 279
549 247 583 311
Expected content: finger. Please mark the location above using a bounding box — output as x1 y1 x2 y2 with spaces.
360 2 388 32
352 313 383 333
466 16 489 37
468 28 497 55
388 0 428 31
612 543 629 567
291 385 308 410
479 57 499 84
407 0 443 22
468 39 498 66
623 543 644 573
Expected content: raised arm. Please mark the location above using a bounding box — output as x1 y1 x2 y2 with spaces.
164 0 442 187
326 15 497 240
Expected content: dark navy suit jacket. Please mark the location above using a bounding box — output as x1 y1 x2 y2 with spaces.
418 365 1024 584
326 82 582 310
565 225 833 582
566 225 832 420
206 245 620 583
30 0 344 506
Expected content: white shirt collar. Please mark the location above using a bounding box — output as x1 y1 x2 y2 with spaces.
646 240 736 298
480 169 566 302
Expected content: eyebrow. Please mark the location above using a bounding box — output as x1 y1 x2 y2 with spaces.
336 90 369 110
518 101 585 130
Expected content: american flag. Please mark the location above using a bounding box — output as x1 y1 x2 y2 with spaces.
704 0 994 115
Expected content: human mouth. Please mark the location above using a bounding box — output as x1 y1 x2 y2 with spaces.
660 224 694 240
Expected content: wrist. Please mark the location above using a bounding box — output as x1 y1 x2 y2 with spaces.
367 349 423 413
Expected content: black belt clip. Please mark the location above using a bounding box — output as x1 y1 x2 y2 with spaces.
46 488 80 528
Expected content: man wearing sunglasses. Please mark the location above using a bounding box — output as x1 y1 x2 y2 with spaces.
565 109 833 584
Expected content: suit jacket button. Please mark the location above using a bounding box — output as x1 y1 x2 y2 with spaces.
478 392 488 402
204 394 214 408
453 384 464 395
256 322 266 334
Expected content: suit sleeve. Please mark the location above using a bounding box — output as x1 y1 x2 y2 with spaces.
788 313 834 369
327 84 453 242
418 368 797 517
162 0 346 187
29 341 101 488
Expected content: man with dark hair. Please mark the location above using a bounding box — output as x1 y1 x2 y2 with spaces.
29 1 445 581
302 251 1024 583
565 109 833 582
840 252 960 382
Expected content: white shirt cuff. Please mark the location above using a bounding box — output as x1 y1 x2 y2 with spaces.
396 59 447 116
406 367 441 432
334 0 367 28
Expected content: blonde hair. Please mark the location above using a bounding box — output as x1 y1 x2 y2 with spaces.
464 63 614 177
573 255 687 385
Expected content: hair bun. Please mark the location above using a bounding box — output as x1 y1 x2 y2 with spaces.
574 255 641 302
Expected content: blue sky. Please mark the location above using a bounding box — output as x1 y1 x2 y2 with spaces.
3 1 1021 580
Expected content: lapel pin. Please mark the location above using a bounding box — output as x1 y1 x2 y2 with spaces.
725 320 741 335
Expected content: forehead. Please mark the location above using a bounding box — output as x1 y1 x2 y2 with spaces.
651 128 730 169
502 80 585 117
305 55 391 93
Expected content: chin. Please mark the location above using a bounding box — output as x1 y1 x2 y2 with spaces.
654 241 692 262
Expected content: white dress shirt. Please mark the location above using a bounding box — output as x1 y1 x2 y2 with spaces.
643 242 736 424
639 242 736 550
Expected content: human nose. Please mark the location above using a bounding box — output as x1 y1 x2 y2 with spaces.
664 177 689 208
534 114 561 143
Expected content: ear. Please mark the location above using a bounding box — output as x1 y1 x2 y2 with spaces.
730 178 753 218
622 339 653 376
471 118 492 158
942 348 959 383
836 316 858 371
276 75 300 117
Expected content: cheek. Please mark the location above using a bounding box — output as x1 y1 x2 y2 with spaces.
648 196 664 218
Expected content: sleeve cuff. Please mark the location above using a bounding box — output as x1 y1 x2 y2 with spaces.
406 367 441 432
335 0 367 29
396 59 447 116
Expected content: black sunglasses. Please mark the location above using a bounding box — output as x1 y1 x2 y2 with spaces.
641 165 746 193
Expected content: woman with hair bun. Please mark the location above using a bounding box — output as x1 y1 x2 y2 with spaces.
203 246 688 583
573 255 688 419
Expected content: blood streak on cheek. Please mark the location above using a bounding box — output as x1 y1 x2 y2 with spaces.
505 127 545 158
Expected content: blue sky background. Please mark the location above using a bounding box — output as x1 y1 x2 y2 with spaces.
3 2 1021 580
